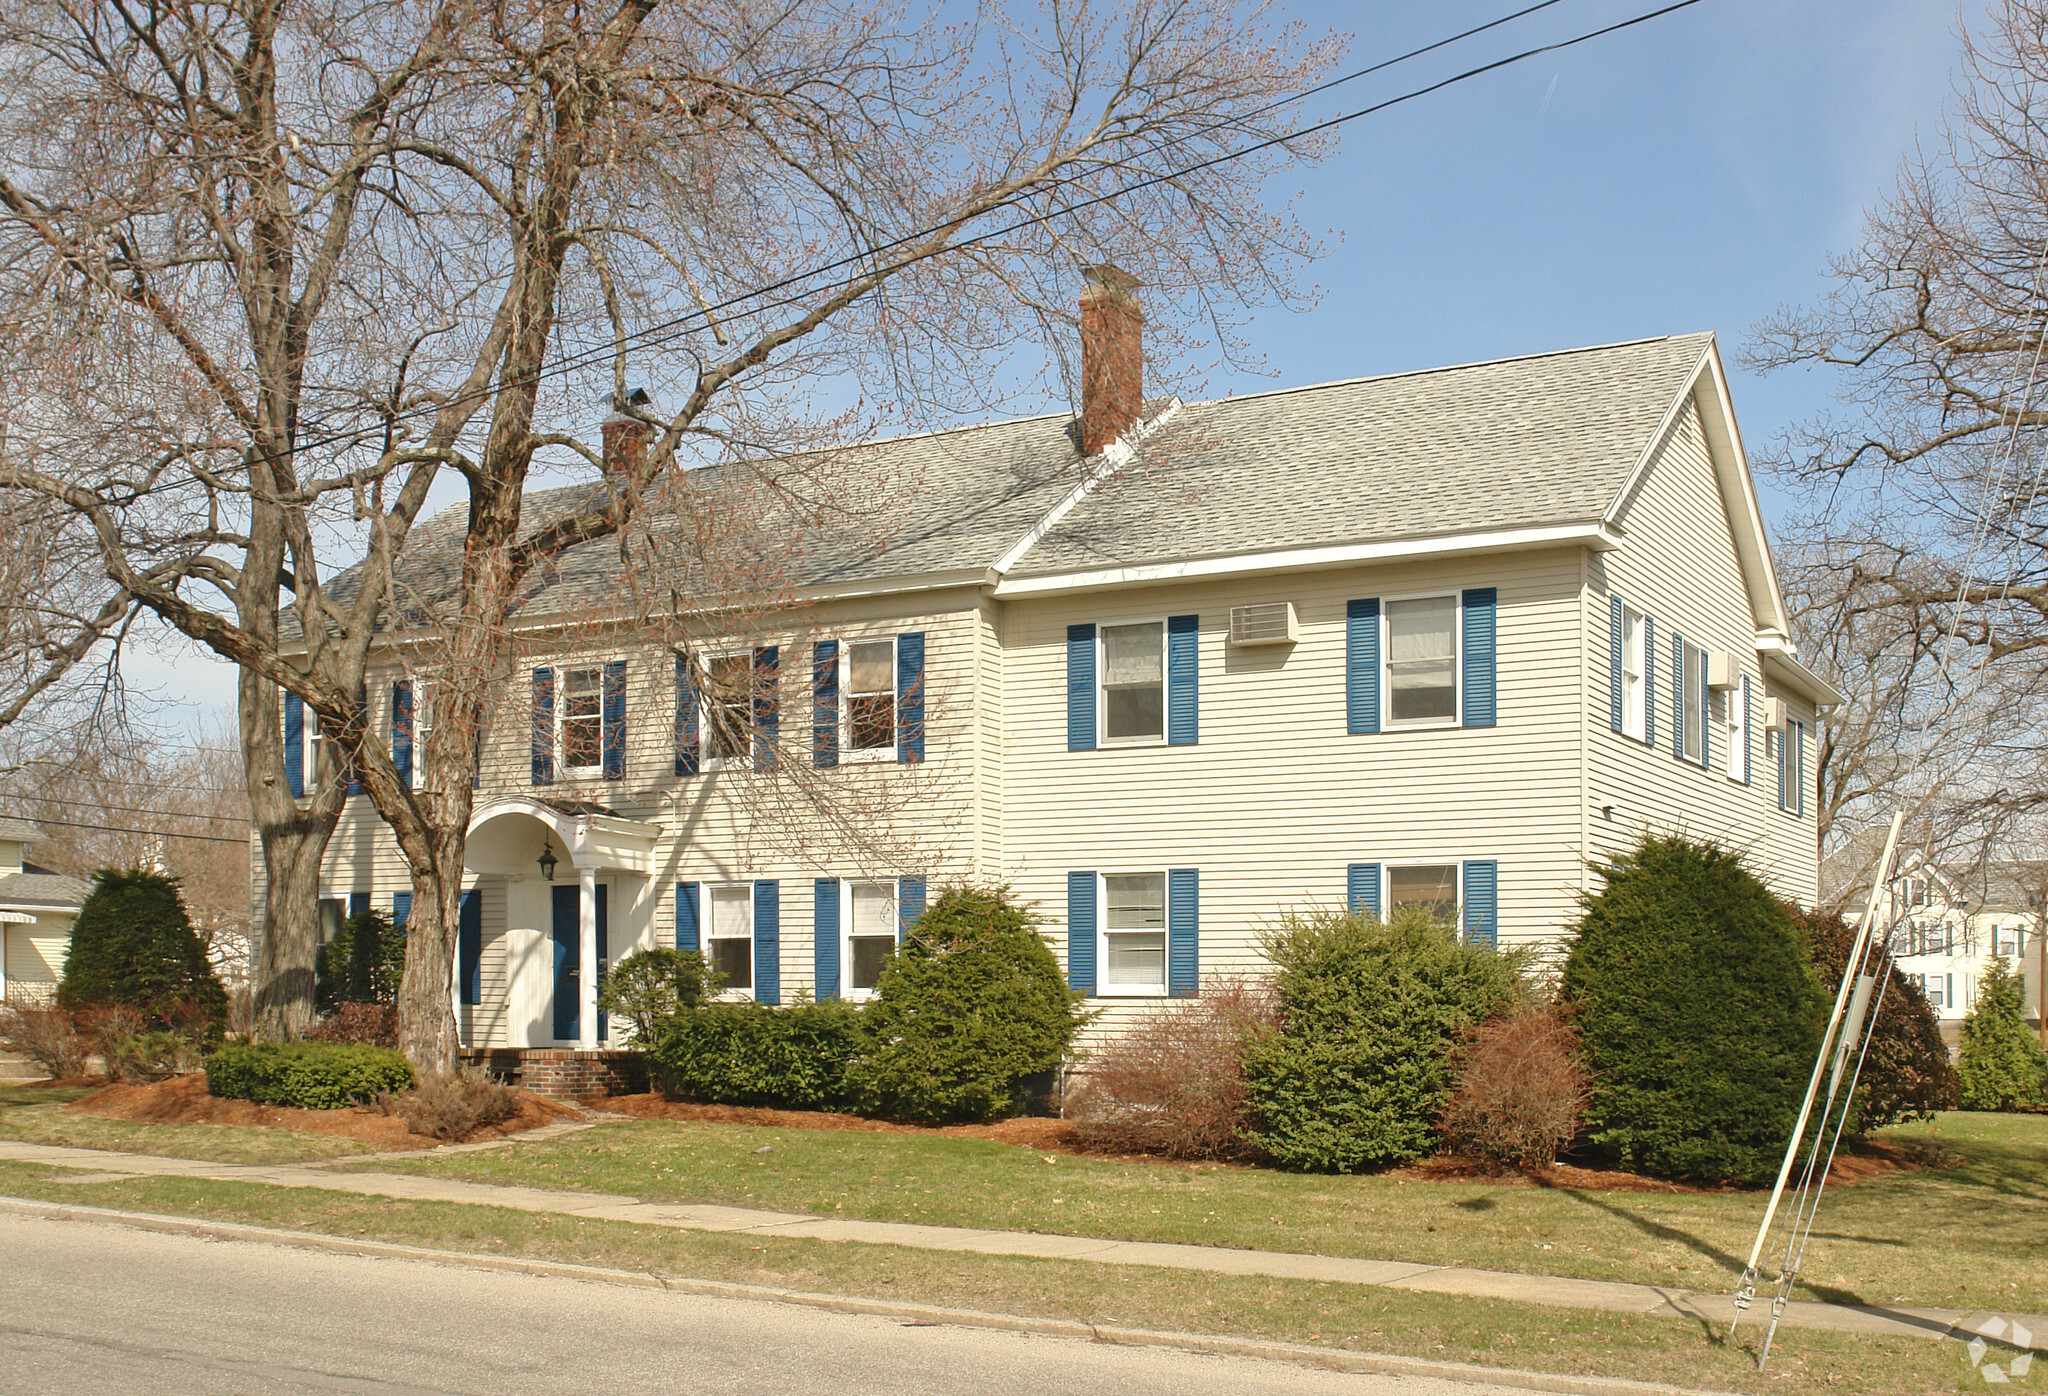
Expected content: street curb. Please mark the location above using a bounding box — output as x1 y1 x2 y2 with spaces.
0 1195 1741 1396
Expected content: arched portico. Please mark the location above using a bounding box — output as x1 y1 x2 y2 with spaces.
465 796 661 1050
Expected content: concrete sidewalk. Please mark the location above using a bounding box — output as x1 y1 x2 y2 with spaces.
0 1138 2031 1347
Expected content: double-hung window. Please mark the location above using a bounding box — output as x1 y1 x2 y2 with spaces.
845 881 898 995
706 884 753 992
703 652 752 766
845 639 897 755
1101 872 1167 993
1387 863 1460 923
1100 621 1164 743
560 667 605 775
1385 595 1458 725
1619 605 1646 741
1680 642 1705 764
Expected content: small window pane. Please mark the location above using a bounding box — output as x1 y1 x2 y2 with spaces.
848 641 894 694
711 937 753 990
1387 864 1458 923
705 654 751 761
850 936 893 991
1387 597 1457 722
1105 873 1166 929
850 883 895 938
1102 623 1164 740
1104 932 1165 987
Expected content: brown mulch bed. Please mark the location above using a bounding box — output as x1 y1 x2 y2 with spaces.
66 1073 579 1150
585 1093 1939 1191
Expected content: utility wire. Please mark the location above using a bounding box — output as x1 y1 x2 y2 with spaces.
1 792 248 825
18 814 249 846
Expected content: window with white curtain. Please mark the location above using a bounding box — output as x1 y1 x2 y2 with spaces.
847 881 897 993
1100 621 1165 742
845 640 897 753
1385 596 1458 724
1620 605 1646 741
707 885 753 991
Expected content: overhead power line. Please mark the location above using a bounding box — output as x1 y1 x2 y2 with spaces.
23 814 249 846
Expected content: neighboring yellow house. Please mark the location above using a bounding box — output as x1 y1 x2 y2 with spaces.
288 294 1840 1064
0 819 87 1006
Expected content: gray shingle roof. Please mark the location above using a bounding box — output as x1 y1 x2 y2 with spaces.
1009 334 1714 578
315 333 1713 630
0 871 86 909
0 818 44 844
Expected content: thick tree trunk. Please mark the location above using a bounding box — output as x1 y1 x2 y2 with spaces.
252 829 326 1038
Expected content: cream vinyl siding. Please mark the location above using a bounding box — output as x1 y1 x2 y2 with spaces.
1588 396 1819 905
999 553 1588 999
469 879 510 1048
3 918 72 996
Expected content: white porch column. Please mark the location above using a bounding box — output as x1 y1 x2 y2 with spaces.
578 865 599 1050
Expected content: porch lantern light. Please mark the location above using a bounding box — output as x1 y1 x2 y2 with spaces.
538 838 559 882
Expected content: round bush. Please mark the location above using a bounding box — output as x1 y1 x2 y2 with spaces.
1956 958 2048 1112
1793 906 1955 1130
1560 836 1828 1183
1241 906 1523 1172
58 868 227 1033
849 885 1084 1124
599 947 720 1048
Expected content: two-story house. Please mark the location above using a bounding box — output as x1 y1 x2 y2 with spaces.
299 280 1838 1065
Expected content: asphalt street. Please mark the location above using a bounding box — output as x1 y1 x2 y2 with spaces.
0 1213 1539 1395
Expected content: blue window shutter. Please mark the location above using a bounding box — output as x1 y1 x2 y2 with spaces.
1742 676 1753 785
1462 860 1498 950
1643 617 1656 746
674 652 700 776
812 641 839 768
1066 624 1097 751
1167 868 1199 997
752 880 780 1004
1462 588 1497 728
601 660 627 780
1067 871 1097 994
897 875 927 941
1346 599 1380 734
284 693 305 798
391 681 414 791
531 668 554 785
1666 634 1682 757
898 632 925 763
347 684 366 795
1609 596 1624 733
753 646 780 771
348 891 369 920
1166 615 1199 745
458 889 482 1006
392 892 412 929
1347 863 1381 919
676 882 700 952
814 878 841 1001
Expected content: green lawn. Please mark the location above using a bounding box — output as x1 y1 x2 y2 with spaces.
0 1092 379 1165
340 1110 2048 1313
0 1159 2004 1396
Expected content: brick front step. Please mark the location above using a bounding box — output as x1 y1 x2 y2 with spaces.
462 1048 648 1100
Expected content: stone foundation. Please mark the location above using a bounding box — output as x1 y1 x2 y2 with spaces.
463 1048 648 1100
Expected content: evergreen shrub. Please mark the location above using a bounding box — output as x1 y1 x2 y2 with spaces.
652 997 863 1109
205 1041 414 1109
599 947 721 1048
315 908 405 1013
1792 906 1956 1130
848 885 1085 1123
1956 958 2048 1112
1561 835 1828 1183
57 869 227 1034
1241 905 1523 1172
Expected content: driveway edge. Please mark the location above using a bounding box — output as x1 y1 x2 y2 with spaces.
0 1194 1739 1396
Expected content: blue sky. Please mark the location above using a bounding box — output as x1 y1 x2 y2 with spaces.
137 0 1981 726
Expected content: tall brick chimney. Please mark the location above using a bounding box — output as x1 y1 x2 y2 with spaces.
602 387 652 477
1079 264 1143 456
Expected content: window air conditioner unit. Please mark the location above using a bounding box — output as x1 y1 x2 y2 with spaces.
1229 602 1298 647
1706 649 1737 691
1759 696 1787 729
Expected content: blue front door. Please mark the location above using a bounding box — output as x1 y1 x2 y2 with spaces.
549 882 609 1042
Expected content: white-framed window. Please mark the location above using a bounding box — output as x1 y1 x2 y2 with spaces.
558 665 606 776
1099 871 1167 995
1385 593 1459 727
1387 863 1460 923
843 880 898 996
1680 641 1705 764
1620 605 1647 741
706 884 754 993
1723 676 1745 782
843 638 898 757
317 897 346 946
702 651 753 767
1099 620 1166 744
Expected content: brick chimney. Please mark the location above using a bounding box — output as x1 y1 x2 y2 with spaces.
1079 264 1143 456
602 387 652 477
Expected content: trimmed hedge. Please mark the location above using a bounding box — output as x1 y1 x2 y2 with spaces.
1561 835 1828 1183
652 998 863 1109
205 1041 415 1110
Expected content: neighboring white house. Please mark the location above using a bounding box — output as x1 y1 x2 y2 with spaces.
0 819 87 1006
290 288 1839 1060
